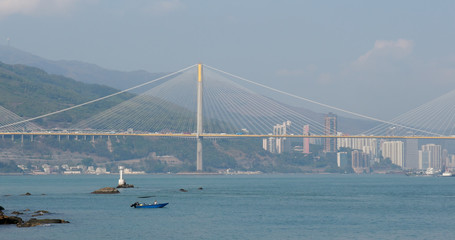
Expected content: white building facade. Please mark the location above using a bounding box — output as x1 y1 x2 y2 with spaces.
381 141 404 167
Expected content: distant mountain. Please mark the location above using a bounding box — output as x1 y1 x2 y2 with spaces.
0 45 165 91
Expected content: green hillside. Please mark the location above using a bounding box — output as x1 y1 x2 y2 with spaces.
0 61 135 128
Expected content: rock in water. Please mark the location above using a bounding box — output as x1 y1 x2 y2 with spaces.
17 218 69 228
116 183 134 188
0 215 23 225
32 210 50 217
91 187 120 194
34 210 50 214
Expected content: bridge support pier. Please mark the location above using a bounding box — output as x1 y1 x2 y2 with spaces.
197 137 203 171
196 63 203 172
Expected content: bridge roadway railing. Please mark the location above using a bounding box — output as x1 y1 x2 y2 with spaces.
0 131 454 140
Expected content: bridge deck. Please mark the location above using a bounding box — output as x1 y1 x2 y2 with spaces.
0 132 454 139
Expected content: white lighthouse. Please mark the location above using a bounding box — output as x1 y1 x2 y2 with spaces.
118 166 125 186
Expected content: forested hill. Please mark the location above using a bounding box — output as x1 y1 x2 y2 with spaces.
0 61 135 128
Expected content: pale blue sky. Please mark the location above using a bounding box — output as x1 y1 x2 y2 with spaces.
0 0 454 119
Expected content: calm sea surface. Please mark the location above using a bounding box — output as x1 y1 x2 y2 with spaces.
1 174 455 239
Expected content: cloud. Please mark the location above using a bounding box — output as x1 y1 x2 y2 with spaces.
354 39 414 65
424 56 455 85
0 0 85 18
146 0 184 16
317 73 332 85
275 68 305 77
275 65 319 78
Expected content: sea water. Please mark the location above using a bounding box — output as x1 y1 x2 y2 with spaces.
1 174 455 239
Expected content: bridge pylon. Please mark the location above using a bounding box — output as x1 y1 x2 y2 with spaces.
196 63 203 171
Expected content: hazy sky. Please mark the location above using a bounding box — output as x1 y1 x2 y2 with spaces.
0 0 454 120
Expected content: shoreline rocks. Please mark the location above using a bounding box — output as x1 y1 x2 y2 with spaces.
17 218 70 228
91 187 120 194
1 209 69 228
0 213 23 225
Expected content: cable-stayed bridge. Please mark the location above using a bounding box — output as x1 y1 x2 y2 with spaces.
1 64 455 170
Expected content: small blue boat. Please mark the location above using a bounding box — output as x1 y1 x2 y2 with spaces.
130 202 168 208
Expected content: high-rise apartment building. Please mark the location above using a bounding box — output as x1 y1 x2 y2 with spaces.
352 150 370 173
337 152 349 168
303 125 310 154
324 113 337 152
405 139 418 169
418 150 430 169
419 144 442 170
338 137 378 162
263 121 292 154
446 154 455 171
381 141 404 167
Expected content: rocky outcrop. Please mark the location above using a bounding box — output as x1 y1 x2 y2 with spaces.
17 218 69 228
0 209 69 227
0 213 23 225
91 187 120 194
32 210 50 217
116 183 134 188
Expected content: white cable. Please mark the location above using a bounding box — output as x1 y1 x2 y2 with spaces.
0 64 197 130
204 64 443 136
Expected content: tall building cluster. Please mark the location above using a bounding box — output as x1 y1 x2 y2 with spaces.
338 138 378 160
260 111 455 174
263 121 292 153
337 151 370 173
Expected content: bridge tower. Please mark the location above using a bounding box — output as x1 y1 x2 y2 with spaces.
196 63 203 171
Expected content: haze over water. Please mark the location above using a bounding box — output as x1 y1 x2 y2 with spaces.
1 174 455 239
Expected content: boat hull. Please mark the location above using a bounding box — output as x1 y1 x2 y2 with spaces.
133 203 168 208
